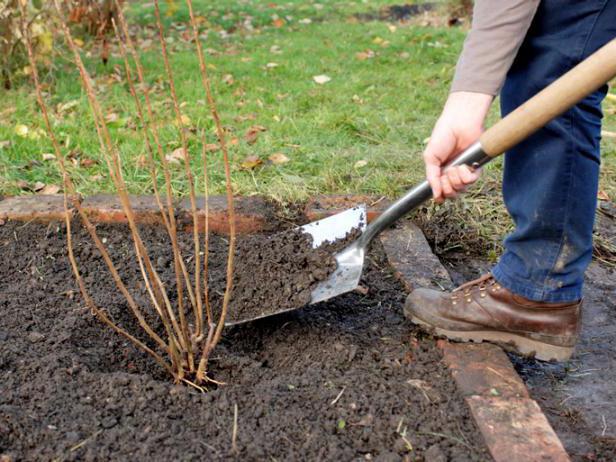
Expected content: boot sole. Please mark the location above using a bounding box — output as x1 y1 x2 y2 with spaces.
410 316 573 362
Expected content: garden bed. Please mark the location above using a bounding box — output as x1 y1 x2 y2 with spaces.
0 219 489 461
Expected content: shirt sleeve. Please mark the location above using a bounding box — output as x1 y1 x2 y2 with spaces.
450 0 541 95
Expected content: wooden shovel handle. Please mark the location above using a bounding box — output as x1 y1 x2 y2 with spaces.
480 38 616 157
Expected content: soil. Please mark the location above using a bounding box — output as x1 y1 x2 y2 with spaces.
141 227 340 324
0 220 489 461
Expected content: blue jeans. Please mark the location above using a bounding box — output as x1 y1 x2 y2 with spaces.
491 0 616 302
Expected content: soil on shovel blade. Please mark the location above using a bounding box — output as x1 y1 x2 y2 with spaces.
0 220 489 461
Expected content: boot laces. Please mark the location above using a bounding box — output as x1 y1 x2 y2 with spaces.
450 273 499 301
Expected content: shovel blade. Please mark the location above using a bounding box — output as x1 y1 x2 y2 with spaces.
224 206 367 326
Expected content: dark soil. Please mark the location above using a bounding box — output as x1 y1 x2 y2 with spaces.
0 220 489 461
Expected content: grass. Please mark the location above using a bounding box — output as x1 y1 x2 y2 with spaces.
0 0 614 254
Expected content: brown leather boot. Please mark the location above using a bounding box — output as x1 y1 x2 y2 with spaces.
404 273 581 361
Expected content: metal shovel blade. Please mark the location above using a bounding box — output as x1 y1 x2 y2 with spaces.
224 206 367 326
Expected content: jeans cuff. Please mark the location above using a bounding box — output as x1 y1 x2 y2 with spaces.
491 264 582 303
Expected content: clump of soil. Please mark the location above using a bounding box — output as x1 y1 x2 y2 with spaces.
215 229 337 323
0 220 488 461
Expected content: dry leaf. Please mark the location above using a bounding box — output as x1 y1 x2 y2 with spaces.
38 184 61 195
272 18 285 28
179 114 192 126
17 180 30 190
355 50 375 60
136 154 147 168
203 143 219 152
80 157 98 168
14 124 29 137
240 155 262 169
90 174 104 182
57 100 79 115
313 75 331 85
229 138 240 146
0 140 11 149
269 153 289 165
222 74 234 85
245 125 267 145
598 190 610 201
298 18 312 25
42 153 56 161
270 45 282 54
165 147 186 164
33 181 46 192
266 62 279 69
354 160 368 169
234 113 256 122
105 112 119 123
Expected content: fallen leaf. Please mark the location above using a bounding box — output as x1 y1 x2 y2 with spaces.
270 45 282 54
179 114 192 127
234 113 256 122
57 100 79 115
313 74 331 85
354 285 369 295
17 180 30 190
33 181 46 192
298 18 312 25
272 18 285 28
352 94 364 104
42 153 56 161
136 154 147 168
0 140 11 149
105 112 119 123
354 160 368 169
240 155 262 169
80 157 98 168
355 49 375 60
266 62 279 69
90 174 104 182
598 190 610 201
38 184 61 195
14 124 29 137
388 24 397 33
165 147 186 164
222 74 234 85
269 153 289 165
245 125 267 145
203 143 219 152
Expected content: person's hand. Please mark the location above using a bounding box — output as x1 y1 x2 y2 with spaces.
424 91 493 203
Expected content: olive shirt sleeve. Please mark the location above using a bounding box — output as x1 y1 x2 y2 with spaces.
450 0 541 96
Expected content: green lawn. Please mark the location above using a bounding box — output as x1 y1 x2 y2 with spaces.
1 0 615 209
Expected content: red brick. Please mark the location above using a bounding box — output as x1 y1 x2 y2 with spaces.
440 341 529 399
304 194 390 223
81 194 163 226
0 194 69 223
467 396 570 462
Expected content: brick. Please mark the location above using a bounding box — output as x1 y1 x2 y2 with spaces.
467 396 570 462
0 194 68 223
81 194 163 226
178 196 274 234
379 220 453 292
439 341 529 399
304 194 390 223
